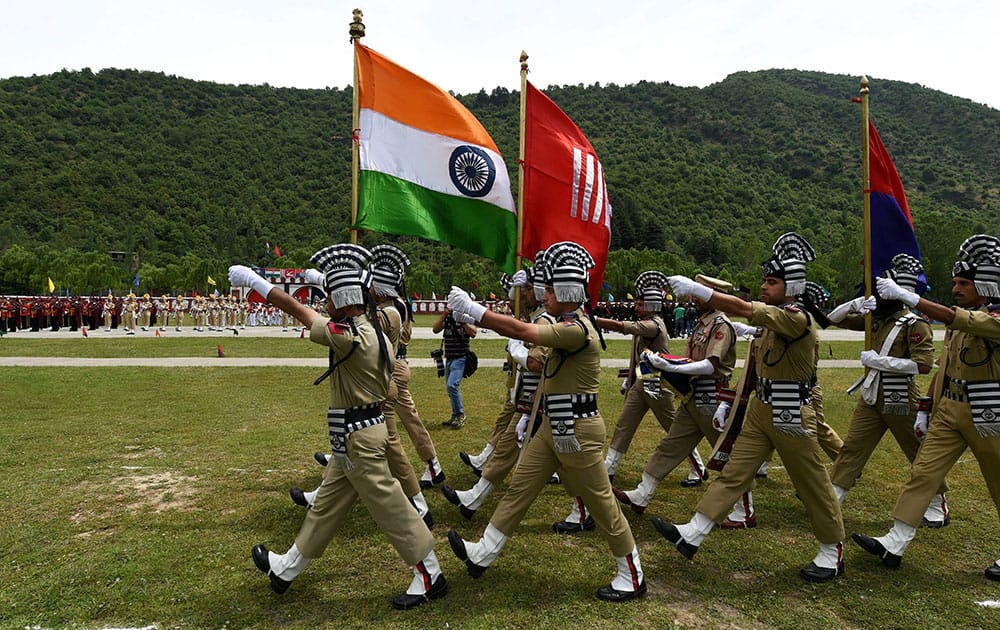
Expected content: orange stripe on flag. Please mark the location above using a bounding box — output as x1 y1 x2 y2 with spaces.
355 43 499 151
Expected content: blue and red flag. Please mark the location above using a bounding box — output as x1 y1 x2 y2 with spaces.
868 121 925 291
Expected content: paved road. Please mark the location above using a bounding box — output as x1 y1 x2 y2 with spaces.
0 356 863 368
1 325 940 368
0 325 946 341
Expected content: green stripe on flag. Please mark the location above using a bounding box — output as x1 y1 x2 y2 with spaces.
357 171 516 272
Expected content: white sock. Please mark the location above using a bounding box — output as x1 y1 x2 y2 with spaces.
604 448 623 476
626 472 660 507
270 543 310 581
410 492 429 518
472 442 495 468
564 496 589 524
726 491 754 521
610 546 644 591
876 519 917 556
812 542 843 570
457 477 493 510
467 523 508 566
677 511 715 547
686 448 706 480
833 484 847 504
922 493 949 523
303 488 318 508
406 549 442 595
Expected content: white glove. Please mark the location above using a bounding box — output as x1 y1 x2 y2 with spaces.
876 277 919 308
511 269 529 287
515 413 531 446
302 269 325 286
914 410 929 439
448 286 487 322
507 338 529 369
713 401 731 432
668 275 712 302
642 350 714 375
731 321 759 338
228 265 274 299
452 311 476 324
859 349 919 375
827 296 877 323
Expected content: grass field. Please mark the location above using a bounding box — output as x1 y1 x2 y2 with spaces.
1 337 997 628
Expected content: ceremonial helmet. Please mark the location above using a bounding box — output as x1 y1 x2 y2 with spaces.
633 271 669 311
541 241 594 303
878 253 924 296
310 244 374 309
761 232 815 297
953 234 1000 298
370 244 410 298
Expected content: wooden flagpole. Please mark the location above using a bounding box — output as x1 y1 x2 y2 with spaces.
349 9 365 245
514 51 529 316
860 76 872 350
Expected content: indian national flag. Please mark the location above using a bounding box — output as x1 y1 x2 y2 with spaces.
354 43 517 272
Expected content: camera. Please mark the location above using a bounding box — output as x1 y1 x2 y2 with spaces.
430 348 445 377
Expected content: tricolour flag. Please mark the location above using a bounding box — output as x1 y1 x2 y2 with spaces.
869 120 924 289
354 43 517 272
521 82 611 303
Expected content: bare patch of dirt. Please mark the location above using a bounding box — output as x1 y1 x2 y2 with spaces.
122 470 199 513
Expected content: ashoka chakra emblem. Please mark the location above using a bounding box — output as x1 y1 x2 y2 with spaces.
449 145 496 198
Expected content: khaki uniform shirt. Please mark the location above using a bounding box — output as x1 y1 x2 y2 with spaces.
748 301 817 381
537 309 601 395
688 309 736 380
309 313 390 409
621 313 669 386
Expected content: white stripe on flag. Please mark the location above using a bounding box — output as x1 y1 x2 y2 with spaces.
359 109 515 213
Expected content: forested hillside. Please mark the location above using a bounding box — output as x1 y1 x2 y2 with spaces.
1 68 997 301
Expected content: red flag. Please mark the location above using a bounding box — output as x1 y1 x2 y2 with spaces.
868 120 923 290
274 245 282 258
521 82 611 305
217 344 225 358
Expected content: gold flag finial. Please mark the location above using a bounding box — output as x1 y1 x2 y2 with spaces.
860 75 869 95
520 51 529 74
350 8 365 42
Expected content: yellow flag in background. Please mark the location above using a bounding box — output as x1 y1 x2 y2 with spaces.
207 276 217 286
47 277 55 293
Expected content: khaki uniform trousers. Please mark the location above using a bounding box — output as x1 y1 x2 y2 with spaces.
812 387 843 462
392 359 437 462
609 382 676 453
831 389 947 495
490 414 635 557
696 398 845 544
488 398 517 446
383 381 420 498
482 403 521 485
295 422 434 565
893 397 1000 527
644 398 720 480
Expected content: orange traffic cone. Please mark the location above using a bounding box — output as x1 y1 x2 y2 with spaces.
217 344 225 358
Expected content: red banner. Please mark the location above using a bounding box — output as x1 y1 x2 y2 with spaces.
521 82 611 304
